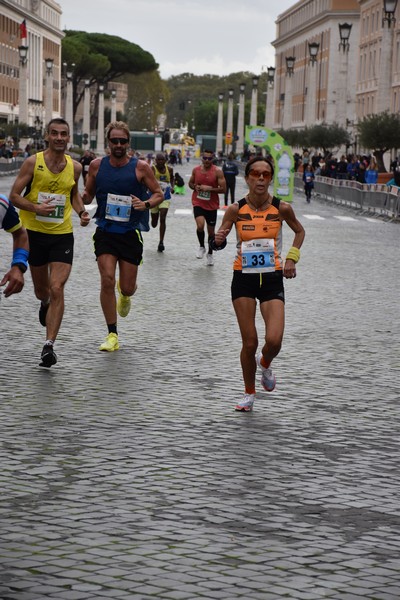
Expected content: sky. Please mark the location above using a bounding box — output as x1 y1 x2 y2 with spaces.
59 0 296 79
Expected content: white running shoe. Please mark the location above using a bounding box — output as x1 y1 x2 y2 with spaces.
196 246 206 259
206 253 214 266
235 393 255 412
256 352 276 392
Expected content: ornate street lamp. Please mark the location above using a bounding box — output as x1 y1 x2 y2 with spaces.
383 0 398 26
308 42 320 65
286 56 295 76
267 66 276 86
45 57 54 73
339 23 352 51
18 45 28 65
252 75 259 88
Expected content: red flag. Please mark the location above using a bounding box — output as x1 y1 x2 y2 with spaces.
20 19 27 41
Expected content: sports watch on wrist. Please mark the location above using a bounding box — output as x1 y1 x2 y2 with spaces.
144 201 151 209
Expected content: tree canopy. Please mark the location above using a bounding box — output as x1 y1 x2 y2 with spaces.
278 124 350 155
357 111 400 171
62 31 158 117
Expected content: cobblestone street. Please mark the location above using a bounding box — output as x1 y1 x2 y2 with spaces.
0 159 400 600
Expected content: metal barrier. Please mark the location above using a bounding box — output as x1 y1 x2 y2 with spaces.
294 173 400 220
0 157 25 176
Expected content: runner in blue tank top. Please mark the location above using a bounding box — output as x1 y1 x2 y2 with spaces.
83 121 163 352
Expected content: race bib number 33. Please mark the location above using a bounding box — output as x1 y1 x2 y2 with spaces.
242 239 276 273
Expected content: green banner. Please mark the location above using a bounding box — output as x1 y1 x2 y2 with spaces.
245 126 294 203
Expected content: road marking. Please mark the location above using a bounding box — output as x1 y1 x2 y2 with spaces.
174 209 192 215
334 216 357 221
302 214 325 220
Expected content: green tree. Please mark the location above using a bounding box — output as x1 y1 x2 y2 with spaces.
307 123 350 155
357 111 400 172
62 31 158 118
123 71 170 131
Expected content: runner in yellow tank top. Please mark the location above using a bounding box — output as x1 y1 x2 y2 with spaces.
10 118 90 368
213 156 305 412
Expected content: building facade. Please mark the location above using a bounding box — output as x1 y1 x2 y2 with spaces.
0 0 63 128
271 0 360 134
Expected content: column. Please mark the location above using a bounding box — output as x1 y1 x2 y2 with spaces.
65 64 74 142
282 57 295 130
250 76 259 126
225 88 234 155
264 67 275 129
216 93 224 154
96 84 105 155
111 89 117 123
18 45 29 124
82 80 90 147
236 83 246 155
305 44 319 126
44 58 54 125
377 13 395 113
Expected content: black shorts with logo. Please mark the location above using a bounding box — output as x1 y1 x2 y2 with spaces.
93 227 143 265
27 230 74 266
231 270 285 304
193 206 217 227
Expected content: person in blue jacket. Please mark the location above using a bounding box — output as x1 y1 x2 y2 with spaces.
222 152 239 205
365 158 378 184
302 165 315 202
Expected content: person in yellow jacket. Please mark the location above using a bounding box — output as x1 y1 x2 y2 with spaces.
10 118 90 368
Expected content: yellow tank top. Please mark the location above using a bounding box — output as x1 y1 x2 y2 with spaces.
20 152 75 234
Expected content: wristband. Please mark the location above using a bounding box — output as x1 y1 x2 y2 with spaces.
78 210 86 218
286 246 300 263
209 236 227 251
11 247 29 272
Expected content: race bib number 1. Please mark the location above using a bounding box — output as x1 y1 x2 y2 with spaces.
105 194 132 222
36 192 66 223
242 239 276 273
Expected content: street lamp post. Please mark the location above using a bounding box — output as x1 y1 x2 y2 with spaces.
44 58 54 126
97 83 105 155
236 83 246 155
216 92 224 154
250 76 259 126
264 67 275 128
65 62 75 144
18 45 29 125
305 42 319 126
337 23 352 125
111 89 117 123
225 88 234 155
377 0 398 112
82 79 91 148
282 57 295 129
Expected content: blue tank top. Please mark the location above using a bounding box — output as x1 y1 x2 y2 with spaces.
94 156 149 233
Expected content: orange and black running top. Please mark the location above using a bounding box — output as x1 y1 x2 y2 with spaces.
233 196 283 272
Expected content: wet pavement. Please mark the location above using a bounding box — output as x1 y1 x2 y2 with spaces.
0 158 400 599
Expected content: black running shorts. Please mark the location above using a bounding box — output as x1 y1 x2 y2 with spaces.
231 270 285 304
27 230 74 266
93 227 143 265
193 206 217 227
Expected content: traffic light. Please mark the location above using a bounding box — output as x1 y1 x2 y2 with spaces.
82 133 89 145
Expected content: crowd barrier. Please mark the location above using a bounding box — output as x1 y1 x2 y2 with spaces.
0 156 25 176
294 173 400 220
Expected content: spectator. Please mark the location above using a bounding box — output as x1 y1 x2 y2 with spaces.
365 157 378 184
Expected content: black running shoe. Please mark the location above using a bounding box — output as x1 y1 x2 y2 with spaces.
39 343 57 368
39 302 49 327
157 241 165 252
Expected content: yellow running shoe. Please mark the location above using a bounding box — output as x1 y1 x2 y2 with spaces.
99 332 119 352
117 280 131 318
